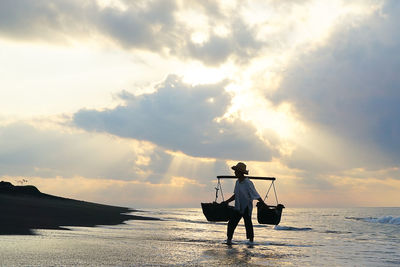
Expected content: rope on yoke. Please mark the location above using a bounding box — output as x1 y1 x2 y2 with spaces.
273 181 279 205
263 180 279 205
220 179 225 201
263 181 273 202
214 178 225 202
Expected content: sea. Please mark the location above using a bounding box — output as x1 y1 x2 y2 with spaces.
1 207 399 266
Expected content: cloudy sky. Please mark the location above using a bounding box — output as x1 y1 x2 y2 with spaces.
1 0 399 208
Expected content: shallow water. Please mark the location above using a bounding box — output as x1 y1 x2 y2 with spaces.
1 207 399 266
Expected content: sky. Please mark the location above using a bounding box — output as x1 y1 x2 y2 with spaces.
1 0 400 208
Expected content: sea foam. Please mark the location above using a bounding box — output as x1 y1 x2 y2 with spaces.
364 216 400 225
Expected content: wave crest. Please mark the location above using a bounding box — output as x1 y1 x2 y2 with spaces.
364 216 400 225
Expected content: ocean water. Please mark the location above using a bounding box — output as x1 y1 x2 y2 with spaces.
1 207 399 266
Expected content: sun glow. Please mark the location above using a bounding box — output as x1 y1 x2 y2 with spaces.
225 87 303 140
180 62 234 85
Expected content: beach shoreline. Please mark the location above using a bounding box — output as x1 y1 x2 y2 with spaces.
0 182 159 235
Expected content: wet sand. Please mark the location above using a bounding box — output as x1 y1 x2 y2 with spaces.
0 183 158 235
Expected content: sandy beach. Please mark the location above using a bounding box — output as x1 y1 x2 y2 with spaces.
0 182 158 235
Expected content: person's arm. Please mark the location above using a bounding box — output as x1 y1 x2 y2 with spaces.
257 197 266 204
256 197 269 208
223 194 235 204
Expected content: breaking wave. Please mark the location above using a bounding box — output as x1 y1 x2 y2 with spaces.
363 216 400 225
346 216 400 225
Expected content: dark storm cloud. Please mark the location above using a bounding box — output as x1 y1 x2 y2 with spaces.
0 0 264 65
272 0 400 169
73 75 275 161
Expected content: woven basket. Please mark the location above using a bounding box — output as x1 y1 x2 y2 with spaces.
256 203 284 225
201 202 236 222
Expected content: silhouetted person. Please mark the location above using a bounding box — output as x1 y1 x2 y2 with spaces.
222 162 266 245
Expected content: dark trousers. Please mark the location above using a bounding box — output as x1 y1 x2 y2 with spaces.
227 207 254 240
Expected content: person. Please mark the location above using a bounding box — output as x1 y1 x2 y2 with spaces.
222 162 266 245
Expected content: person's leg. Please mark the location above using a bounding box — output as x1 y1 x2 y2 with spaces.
227 211 242 242
243 207 254 241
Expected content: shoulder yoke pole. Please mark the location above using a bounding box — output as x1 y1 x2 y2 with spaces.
217 175 276 181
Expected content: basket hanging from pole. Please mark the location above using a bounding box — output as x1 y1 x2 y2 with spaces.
201 175 285 225
201 178 235 222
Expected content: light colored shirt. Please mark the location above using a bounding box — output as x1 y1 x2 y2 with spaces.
234 178 260 216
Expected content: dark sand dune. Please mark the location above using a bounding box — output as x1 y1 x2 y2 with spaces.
0 181 158 235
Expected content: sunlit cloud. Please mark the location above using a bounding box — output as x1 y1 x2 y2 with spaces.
0 121 147 180
0 118 231 185
1 0 399 207
73 75 277 161
272 0 400 173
